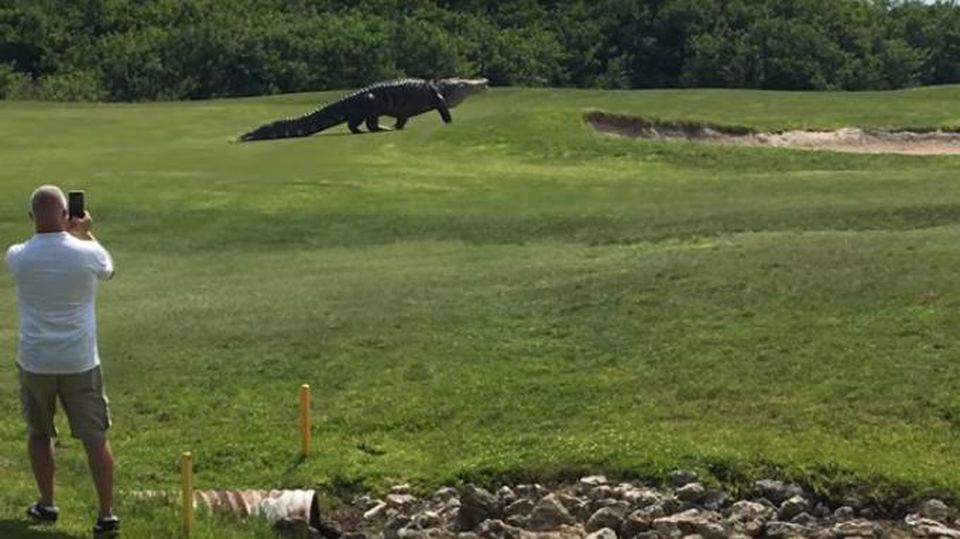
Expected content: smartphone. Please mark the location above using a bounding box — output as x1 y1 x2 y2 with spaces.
68 190 85 219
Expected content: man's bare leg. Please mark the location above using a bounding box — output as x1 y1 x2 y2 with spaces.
28 434 55 506
83 437 114 518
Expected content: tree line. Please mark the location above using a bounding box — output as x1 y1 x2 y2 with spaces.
0 0 958 101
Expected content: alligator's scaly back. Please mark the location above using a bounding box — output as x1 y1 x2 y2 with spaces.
238 77 488 142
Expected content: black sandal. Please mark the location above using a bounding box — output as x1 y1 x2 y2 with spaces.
93 515 120 536
26 501 59 524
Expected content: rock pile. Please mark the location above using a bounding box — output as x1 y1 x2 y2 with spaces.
281 473 960 539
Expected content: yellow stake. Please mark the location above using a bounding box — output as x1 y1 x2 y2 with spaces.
300 384 311 457
180 452 194 537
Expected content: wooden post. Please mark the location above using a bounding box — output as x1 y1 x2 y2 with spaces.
180 451 194 537
300 384 311 457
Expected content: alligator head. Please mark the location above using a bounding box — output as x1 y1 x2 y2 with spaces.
436 78 489 108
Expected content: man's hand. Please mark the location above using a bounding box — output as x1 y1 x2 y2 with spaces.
67 211 96 241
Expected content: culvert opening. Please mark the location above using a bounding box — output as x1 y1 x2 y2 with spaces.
584 111 960 155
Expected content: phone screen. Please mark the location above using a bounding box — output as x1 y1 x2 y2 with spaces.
68 191 85 219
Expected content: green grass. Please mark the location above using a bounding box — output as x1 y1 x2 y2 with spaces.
2 85 960 536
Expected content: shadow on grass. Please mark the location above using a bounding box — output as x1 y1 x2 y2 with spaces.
0 519 86 538
283 454 307 475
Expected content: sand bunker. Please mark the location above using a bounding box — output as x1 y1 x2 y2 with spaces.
584 111 960 155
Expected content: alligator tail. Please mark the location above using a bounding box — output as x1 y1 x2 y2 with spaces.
238 101 348 142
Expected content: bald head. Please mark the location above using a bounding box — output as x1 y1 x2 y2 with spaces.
30 185 68 232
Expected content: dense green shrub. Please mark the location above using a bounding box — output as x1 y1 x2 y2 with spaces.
0 0 958 101
0 63 27 98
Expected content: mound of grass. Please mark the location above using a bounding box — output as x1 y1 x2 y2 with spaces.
1 86 960 536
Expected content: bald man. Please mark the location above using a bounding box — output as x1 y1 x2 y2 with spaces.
4 185 119 536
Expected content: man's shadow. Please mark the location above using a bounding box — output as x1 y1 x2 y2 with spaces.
0 519 86 538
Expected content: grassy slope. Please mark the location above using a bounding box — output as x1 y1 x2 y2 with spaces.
1 86 960 536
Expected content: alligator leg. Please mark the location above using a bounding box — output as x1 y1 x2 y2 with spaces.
432 91 452 123
347 116 364 134
365 116 391 132
395 117 408 130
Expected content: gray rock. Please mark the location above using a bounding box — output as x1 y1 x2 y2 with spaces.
589 486 616 501
840 496 865 511
660 497 682 516
812 503 830 519
399 529 456 539
514 484 548 501
905 514 960 538
441 508 460 529
834 506 856 521
631 489 665 509
504 514 526 529
674 483 705 504
729 500 774 520
595 499 629 513
521 524 586 539
504 498 535 517
694 523 725 539
617 487 646 506
458 485 500 531
669 471 699 488
858 507 874 519
497 487 517 506
363 502 388 520
387 494 419 508
634 533 663 539
414 511 443 530
700 490 726 512
528 494 575 531
556 492 586 510
442 497 463 512
919 499 951 522
831 519 880 537
457 533 480 539
475 519 521 539
789 512 816 527
557 493 591 520
754 480 804 506
726 501 774 536
433 487 460 503
391 484 413 495
653 509 725 539
921 525 960 538
385 515 413 539
354 495 381 511
777 496 810 521
636 504 667 522
586 506 627 533
585 528 618 539
620 510 653 538
763 521 807 538
756 498 776 511
579 476 610 492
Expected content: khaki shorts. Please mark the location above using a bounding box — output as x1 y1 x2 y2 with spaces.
18 365 111 441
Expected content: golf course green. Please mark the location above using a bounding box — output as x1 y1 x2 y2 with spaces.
1 85 960 537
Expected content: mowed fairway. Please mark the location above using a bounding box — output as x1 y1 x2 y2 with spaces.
2 86 960 536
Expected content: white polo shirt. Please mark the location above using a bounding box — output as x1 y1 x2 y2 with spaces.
5 232 114 374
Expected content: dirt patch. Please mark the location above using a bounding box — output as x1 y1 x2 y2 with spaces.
584 111 960 155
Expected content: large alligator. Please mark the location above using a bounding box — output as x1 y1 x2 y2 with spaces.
238 77 488 141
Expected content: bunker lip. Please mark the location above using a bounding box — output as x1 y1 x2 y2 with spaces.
584 111 960 155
